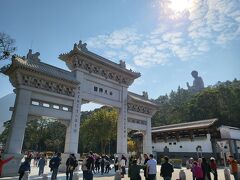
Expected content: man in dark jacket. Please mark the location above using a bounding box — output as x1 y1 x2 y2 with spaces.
66 154 78 180
160 156 174 180
18 158 31 180
49 152 61 180
128 159 144 180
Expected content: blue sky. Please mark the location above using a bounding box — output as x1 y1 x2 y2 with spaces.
1 0 240 102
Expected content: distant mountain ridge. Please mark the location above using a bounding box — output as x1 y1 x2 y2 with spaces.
0 93 15 133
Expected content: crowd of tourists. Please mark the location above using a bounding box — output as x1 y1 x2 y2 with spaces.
0 150 239 180
186 155 239 180
81 151 115 180
127 154 173 180
17 151 78 180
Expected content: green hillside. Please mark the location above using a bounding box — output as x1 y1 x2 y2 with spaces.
152 79 240 128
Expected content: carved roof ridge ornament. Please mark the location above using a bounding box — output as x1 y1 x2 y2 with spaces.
59 41 141 86
26 49 41 62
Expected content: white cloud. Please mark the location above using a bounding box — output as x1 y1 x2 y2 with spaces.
126 63 137 71
86 0 240 67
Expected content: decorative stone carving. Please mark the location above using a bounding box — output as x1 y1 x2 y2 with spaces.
21 74 75 97
70 57 133 85
26 49 40 62
59 41 141 86
142 91 148 99
128 118 147 125
119 60 126 68
77 40 88 51
127 103 151 115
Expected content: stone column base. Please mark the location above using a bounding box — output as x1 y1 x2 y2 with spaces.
2 153 24 177
58 153 80 172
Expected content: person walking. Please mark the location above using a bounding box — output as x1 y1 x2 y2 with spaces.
86 151 94 180
147 154 157 180
49 152 61 180
209 157 218 180
100 155 106 175
18 158 31 180
105 159 111 173
160 156 174 180
128 159 144 180
0 155 14 177
192 161 204 180
82 156 88 180
143 154 149 180
189 158 196 180
114 155 119 172
120 155 127 178
95 155 100 173
201 157 211 180
228 155 238 180
66 154 78 180
38 154 46 176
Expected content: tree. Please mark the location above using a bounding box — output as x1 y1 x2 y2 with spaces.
0 118 66 152
152 79 240 128
0 120 11 145
0 32 16 60
79 107 118 153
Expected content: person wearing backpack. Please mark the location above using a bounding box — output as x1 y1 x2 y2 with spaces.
66 154 78 180
49 152 61 180
18 158 31 180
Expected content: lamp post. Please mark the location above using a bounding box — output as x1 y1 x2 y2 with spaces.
196 146 202 158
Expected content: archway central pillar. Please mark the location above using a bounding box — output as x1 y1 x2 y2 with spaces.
143 117 153 154
117 87 128 155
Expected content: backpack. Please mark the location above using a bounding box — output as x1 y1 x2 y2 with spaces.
86 156 94 170
74 159 78 168
18 162 29 174
49 157 56 169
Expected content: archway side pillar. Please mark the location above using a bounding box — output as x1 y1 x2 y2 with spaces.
60 70 82 172
3 88 32 176
117 86 128 155
64 85 81 154
143 117 153 155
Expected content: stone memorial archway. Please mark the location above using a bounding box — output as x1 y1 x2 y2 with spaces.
1 41 158 176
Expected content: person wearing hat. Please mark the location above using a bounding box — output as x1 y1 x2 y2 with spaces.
210 157 218 180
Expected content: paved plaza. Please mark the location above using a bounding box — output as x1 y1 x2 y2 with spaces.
0 159 237 180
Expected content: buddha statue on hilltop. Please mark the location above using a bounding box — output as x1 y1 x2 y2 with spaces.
187 70 204 93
